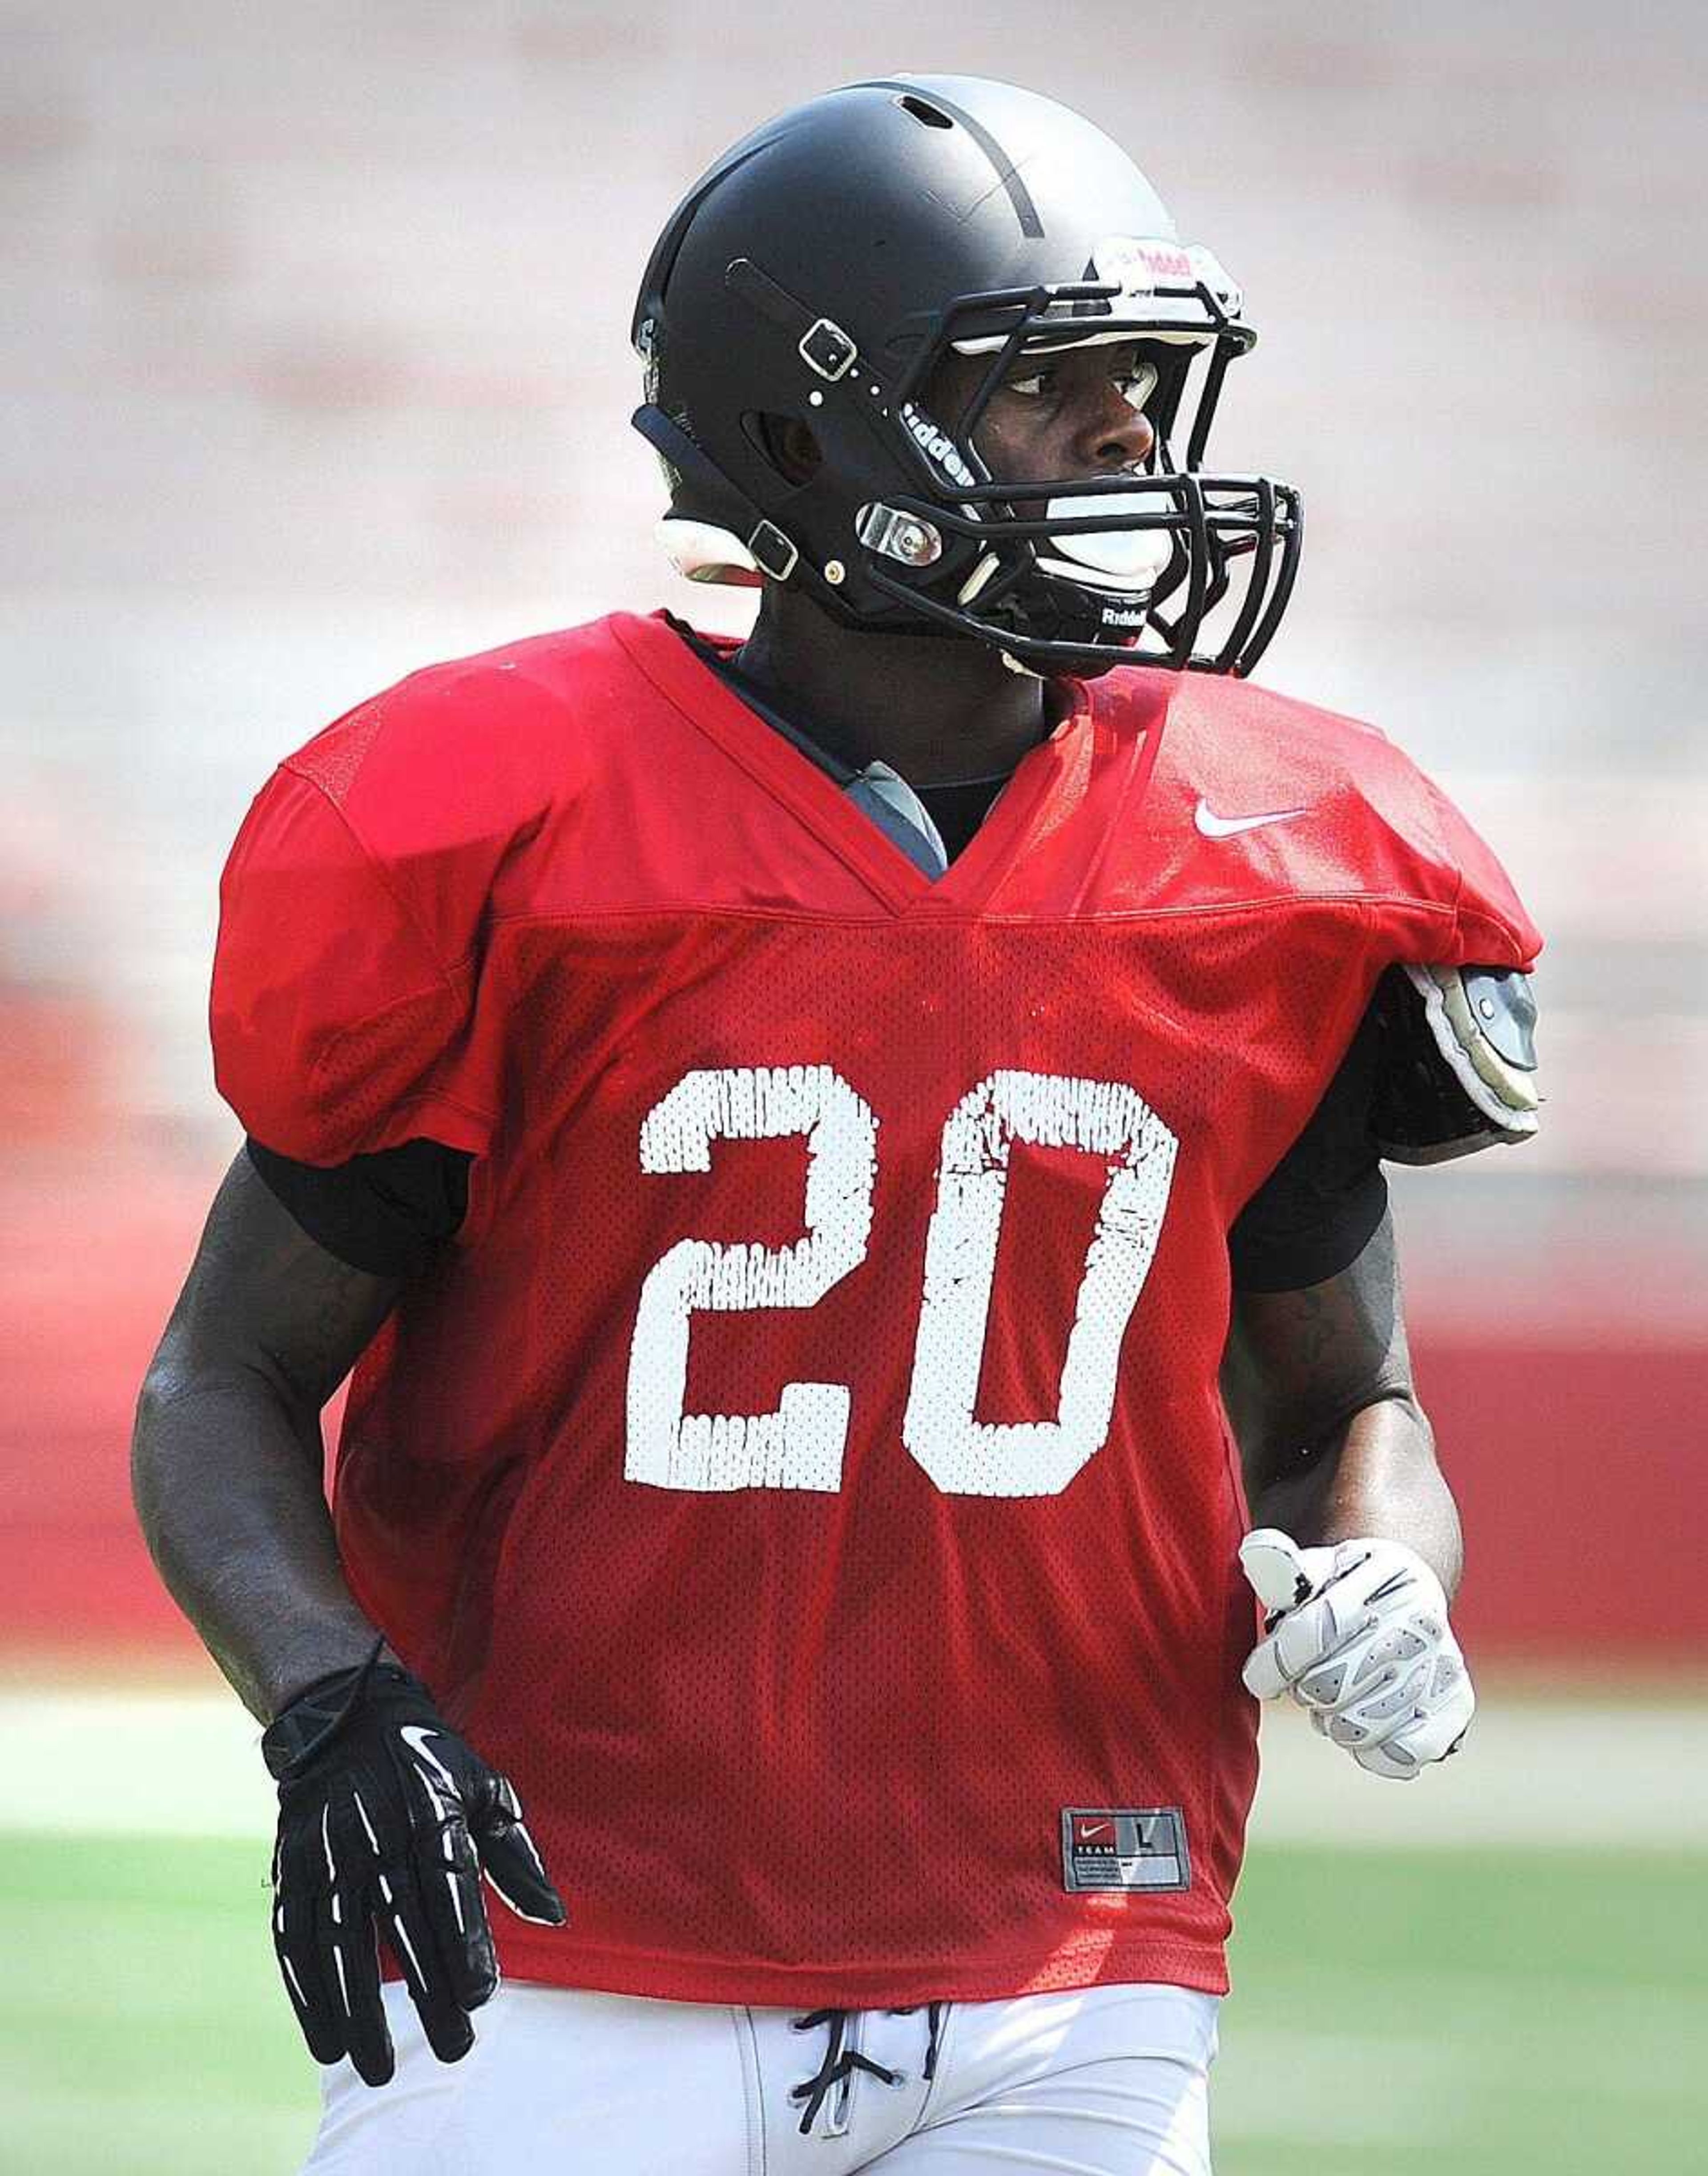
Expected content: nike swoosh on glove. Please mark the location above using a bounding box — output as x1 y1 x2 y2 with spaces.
1237 1528 1475 1779
262 1645 565 2086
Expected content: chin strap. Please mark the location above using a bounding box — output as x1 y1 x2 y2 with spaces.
633 404 802 582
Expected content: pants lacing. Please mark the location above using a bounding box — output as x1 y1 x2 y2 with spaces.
788 2004 949 2137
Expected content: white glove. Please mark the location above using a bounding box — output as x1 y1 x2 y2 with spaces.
1238 1528 1474 1780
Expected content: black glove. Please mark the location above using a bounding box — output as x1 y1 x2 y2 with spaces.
262 1643 565 2086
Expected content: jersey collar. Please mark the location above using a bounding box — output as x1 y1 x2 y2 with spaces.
611 609 1100 915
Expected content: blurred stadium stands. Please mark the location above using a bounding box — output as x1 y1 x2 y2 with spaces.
1 1 1704 1669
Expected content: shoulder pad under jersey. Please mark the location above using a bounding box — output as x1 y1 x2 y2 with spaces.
1372 965 1541 1165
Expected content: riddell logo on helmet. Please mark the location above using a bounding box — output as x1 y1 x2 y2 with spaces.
899 403 976 490
1100 604 1150 628
1092 236 1195 295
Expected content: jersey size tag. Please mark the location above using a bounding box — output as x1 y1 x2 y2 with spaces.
1060 1807 1190 1893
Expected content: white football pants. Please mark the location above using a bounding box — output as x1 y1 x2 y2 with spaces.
300 1978 1218 2175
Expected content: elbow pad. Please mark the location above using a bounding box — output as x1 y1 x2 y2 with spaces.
1372 964 1541 1165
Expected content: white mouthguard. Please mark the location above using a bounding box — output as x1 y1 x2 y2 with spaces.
1035 491 1173 592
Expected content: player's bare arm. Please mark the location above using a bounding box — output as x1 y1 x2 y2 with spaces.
1221 1208 1461 1596
134 1149 564 2085
1223 1210 1477 1777
131 1148 404 1723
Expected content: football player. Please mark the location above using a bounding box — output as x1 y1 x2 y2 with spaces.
133 75 1541 2175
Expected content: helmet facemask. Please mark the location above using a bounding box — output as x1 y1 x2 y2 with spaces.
849 272 1302 677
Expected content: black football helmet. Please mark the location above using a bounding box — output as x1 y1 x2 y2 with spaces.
632 75 1301 677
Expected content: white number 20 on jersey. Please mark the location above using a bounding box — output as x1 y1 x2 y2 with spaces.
625 1065 1178 1501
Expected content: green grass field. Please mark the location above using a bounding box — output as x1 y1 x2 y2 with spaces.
2 1831 1701 2175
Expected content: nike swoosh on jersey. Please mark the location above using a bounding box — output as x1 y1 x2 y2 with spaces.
1193 798 1309 838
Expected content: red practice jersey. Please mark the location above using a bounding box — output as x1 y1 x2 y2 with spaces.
212 611 1540 2007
